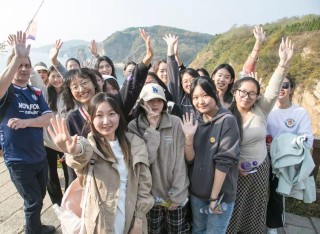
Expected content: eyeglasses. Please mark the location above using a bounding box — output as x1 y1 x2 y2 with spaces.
70 80 92 92
282 82 290 89
237 89 258 100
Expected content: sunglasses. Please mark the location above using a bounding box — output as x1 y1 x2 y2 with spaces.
282 82 290 89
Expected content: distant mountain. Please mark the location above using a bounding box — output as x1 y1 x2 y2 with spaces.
32 40 89 59
29 26 213 67
101 25 213 65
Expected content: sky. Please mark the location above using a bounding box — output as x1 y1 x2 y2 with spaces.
1 0 319 49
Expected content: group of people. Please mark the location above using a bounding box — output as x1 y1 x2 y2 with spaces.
0 25 314 234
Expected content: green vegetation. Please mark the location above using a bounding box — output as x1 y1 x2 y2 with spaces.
190 14 320 91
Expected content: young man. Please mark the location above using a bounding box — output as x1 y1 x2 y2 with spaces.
0 31 54 234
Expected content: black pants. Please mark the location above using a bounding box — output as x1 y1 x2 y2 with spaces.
7 159 48 233
45 147 69 206
266 168 284 228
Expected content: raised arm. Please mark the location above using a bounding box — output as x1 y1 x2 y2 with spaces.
0 31 31 98
163 34 182 103
242 26 266 76
259 37 294 114
120 29 153 120
49 39 68 78
87 40 100 68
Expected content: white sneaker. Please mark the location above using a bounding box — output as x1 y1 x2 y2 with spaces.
267 228 278 234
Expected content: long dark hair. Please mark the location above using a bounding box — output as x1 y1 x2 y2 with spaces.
88 93 131 164
47 66 62 112
95 56 117 79
211 64 235 104
229 77 260 141
190 76 220 108
63 68 99 111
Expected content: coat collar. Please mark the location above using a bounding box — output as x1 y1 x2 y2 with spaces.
138 111 173 130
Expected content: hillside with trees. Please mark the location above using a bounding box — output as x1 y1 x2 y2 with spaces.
190 14 320 135
190 14 320 90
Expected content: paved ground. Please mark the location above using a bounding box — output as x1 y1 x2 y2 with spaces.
0 157 319 233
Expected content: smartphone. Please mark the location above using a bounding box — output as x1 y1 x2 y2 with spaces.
213 193 224 210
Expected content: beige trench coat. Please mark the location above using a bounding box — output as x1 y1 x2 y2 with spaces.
66 132 154 234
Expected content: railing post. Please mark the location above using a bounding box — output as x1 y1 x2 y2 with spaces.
312 138 320 190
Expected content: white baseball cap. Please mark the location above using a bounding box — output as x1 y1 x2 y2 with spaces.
140 83 166 102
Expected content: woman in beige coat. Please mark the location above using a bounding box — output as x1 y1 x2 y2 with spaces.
48 93 154 234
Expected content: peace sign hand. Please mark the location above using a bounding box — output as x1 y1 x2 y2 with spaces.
140 104 160 129
48 115 79 154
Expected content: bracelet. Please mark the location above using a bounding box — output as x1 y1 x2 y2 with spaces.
209 196 218 202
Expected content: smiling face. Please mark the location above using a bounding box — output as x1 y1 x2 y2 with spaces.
156 62 168 85
192 85 219 118
234 81 258 111
213 68 233 93
98 60 112 75
278 78 292 102
181 73 195 94
70 75 96 107
48 70 63 92
93 101 119 141
145 98 165 114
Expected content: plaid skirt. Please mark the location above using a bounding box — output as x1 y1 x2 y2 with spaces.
227 156 270 234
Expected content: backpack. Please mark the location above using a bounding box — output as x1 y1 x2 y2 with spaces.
0 84 40 123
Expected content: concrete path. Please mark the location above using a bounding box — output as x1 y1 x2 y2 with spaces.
0 157 319 233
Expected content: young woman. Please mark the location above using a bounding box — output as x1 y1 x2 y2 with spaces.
266 74 313 234
211 64 235 109
144 72 182 118
43 66 69 205
128 83 189 233
152 59 168 85
123 61 137 78
63 68 100 182
29 64 71 205
227 38 294 233
181 76 240 233
95 55 117 78
164 34 200 117
48 93 154 233
211 26 266 109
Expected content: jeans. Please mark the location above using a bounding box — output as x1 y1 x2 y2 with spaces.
7 159 48 234
190 195 234 234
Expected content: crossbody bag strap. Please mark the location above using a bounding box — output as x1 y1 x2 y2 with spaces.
79 155 97 234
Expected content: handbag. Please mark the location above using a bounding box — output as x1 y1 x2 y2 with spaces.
53 158 96 234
